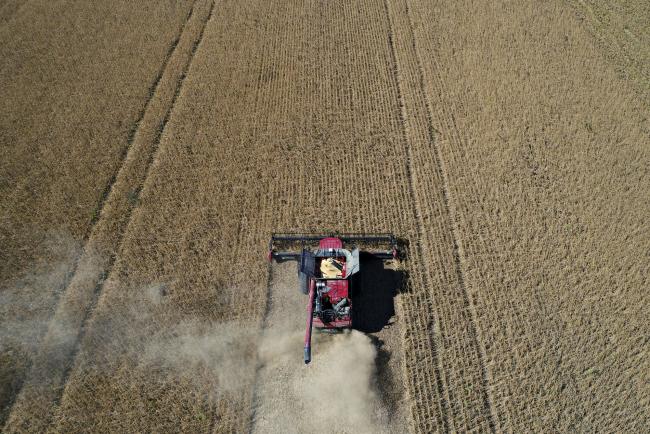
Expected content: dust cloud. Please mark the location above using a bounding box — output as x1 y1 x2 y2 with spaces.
140 319 393 433
141 319 257 396
0 232 80 354
253 330 392 434
0 231 82 423
2 246 398 433
250 260 401 433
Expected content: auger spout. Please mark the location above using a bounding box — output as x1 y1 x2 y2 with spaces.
304 279 316 364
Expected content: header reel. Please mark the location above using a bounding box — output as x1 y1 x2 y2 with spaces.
268 233 399 262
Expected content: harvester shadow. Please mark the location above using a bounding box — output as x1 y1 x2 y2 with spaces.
352 253 405 333
352 254 406 420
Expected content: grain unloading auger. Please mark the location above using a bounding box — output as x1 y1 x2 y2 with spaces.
267 233 399 364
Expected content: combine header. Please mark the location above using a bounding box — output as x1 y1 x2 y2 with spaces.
267 233 398 364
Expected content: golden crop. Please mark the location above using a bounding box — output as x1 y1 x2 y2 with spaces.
1 0 647 432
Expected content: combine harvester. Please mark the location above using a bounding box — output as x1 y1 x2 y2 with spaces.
267 233 399 364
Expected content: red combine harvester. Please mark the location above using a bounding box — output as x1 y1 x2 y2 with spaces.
268 233 398 364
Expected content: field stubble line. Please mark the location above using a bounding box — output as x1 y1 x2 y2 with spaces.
382 0 451 432
54 0 217 400
401 0 499 431
138 0 216 196
0 4 195 430
0 8 189 427
55 0 211 392
1 1 220 431
86 8 189 235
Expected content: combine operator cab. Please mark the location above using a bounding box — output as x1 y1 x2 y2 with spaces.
306 237 358 331
268 233 398 364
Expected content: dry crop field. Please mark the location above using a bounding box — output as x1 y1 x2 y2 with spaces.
1 0 648 433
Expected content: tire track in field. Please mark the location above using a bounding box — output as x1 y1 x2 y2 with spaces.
2 1 217 431
0 4 194 431
567 0 650 99
382 0 451 431
398 0 499 431
51 0 217 409
54 0 217 408
0 3 196 430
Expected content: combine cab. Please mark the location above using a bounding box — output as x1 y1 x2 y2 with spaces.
268 233 398 364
